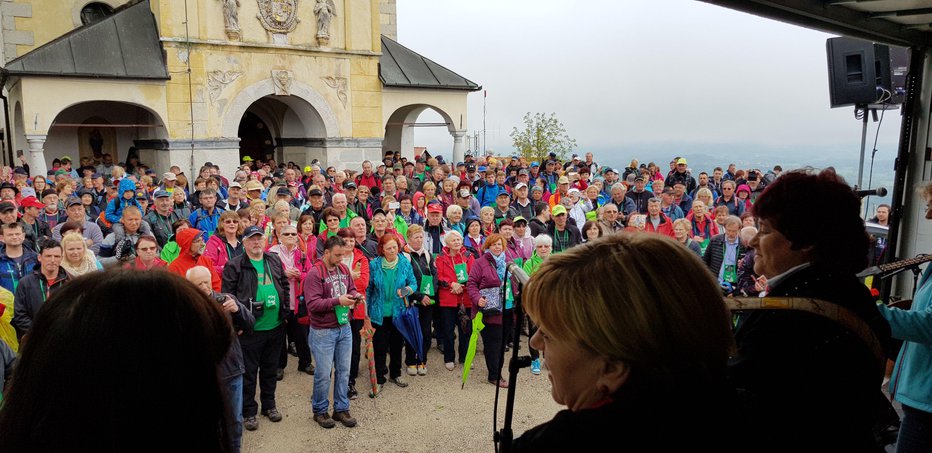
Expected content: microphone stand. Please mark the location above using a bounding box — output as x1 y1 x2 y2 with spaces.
493 269 531 453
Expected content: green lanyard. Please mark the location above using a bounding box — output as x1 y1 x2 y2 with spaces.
39 279 51 302
554 229 569 252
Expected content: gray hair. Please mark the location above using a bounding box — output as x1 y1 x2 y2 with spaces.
443 229 463 246
611 183 627 193
724 215 742 229
446 204 462 217
740 226 758 244
185 266 212 281
534 234 553 248
332 193 347 204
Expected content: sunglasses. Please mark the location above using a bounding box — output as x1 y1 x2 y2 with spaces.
138 246 157 252
223 220 238 224
281 232 297 237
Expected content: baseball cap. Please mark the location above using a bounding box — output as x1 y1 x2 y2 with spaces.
515 182 528 190
518 169 529 176
558 176 570 185
530 162 540 168
162 172 177 181
393 163 403 170
551 205 568 216
153 189 171 198
308 188 323 197
41 189 57 199
242 156 254 162
0 202 15 213
304 166 312 173
497 191 510 198
65 197 83 207
343 181 357 190
276 187 291 196
12 167 27 176
478 166 487 173
427 202 444 213
513 216 528 225
242 225 264 239
531 185 543 193
229 181 242 189
61 155 73 163
661 187 675 195
91 173 103 179
676 158 687 165
604 167 615 174
458 189 471 198
634 175 646 182
19 196 45 209
135 192 148 201
19 187 36 199
371 208 387 217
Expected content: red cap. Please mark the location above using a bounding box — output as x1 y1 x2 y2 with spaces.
427 202 443 213
20 196 45 209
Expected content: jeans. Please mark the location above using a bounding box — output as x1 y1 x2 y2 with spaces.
350 319 363 384
309 323 352 415
373 317 404 384
240 324 284 418
440 306 469 364
898 404 932 453
225 375 244 453
480 323 504 382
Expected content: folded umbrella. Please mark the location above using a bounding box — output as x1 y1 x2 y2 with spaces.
392 305 425 362
361 317 379 398
461 311 485 389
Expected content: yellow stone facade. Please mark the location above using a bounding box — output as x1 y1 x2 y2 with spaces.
3 0 388 176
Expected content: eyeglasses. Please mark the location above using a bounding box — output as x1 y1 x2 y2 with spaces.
223 220 238 224
281 232 297 237
138 246 157 252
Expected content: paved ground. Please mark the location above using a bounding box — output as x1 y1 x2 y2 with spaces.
242 338 561 452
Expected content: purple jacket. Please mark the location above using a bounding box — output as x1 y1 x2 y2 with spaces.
303 261 360 329
466 252 506 325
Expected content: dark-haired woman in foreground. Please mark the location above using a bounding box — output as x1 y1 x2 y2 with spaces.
0 270 235 452
513 233 737 451
733 168 891 453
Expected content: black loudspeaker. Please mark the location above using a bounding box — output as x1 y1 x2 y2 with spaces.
827 37 878 108
874 44 910 104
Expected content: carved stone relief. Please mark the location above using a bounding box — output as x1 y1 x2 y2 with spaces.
219 0 242 40
273 70 293 96
256 0 300 34
322 76 348 107
314 0 337 46
207 70 243 104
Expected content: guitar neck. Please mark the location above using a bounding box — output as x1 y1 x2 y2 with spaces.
879 254 932 274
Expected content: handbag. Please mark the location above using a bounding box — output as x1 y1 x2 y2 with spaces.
456 304 472 334
479 286 503 315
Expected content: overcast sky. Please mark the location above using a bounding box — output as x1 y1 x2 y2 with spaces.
394 0 902 174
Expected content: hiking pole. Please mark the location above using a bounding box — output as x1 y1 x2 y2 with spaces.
495 264 532 453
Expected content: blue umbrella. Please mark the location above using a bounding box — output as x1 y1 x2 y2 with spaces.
392 305 425 362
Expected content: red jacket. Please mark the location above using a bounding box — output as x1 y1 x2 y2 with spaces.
167 228 221 292
644 213 675 238
436 246 474 308
348 247 370 320
355 172 382 192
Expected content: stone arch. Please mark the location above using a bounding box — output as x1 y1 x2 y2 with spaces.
222 78 339 139
72 0 122 27
46 100 168 164
383 104 456 158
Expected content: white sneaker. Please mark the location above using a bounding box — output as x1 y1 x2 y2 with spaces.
417 364 427 376
406 365 417 376
445 362 455 371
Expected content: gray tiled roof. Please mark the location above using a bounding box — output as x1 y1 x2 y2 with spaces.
380 35 480 91
3 0 169 80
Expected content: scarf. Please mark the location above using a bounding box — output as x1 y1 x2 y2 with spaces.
382 256 398 270
492 251 506 281
61 250 97 277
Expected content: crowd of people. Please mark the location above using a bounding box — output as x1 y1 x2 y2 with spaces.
0 149 920 453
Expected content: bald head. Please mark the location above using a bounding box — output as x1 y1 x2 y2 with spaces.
186 266 213 296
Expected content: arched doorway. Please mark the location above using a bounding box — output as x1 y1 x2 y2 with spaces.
238 111 275 162
237 95 327 166
384 104 456 160
45 101 166 167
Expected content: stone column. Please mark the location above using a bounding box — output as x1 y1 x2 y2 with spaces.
25 134 48 178
452 130 467 164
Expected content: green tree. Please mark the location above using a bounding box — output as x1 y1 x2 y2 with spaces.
510 112 577 163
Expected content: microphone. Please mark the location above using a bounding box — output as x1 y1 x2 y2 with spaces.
507 262 530 286
854 187 887 198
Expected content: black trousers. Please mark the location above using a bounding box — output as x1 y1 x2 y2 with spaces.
373 317 404 384
528 318 539 360
480 323 504 382
240 324 285 417
350 318 364 385
279 312 313 370
439 306 470 364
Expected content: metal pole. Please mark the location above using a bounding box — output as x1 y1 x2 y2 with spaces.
184 0 196 189
857 105 869 188
483 91 487 156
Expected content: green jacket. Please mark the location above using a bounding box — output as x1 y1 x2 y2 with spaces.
523 251 545 276
161 238 181 264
